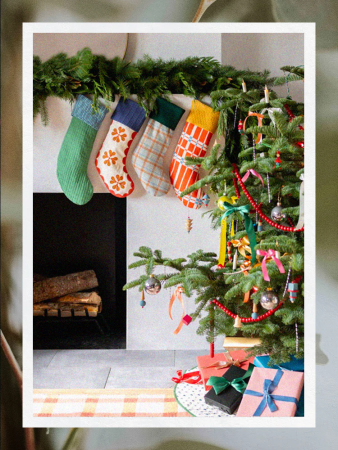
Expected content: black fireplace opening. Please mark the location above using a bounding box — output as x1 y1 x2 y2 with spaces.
33 193 126 349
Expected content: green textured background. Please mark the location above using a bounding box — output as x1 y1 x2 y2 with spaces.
2 1 338 449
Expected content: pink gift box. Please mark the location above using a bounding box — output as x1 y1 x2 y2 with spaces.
236 367 304 417
197 351 255 391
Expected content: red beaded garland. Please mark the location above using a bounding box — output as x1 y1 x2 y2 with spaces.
288 217 294 227
212 299 284 323
232 164 304 233
233 177 241 198
284 104 304 131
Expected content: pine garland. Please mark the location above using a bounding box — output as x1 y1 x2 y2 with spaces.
33 47 276 125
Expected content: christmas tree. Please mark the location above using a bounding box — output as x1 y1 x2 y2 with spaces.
124 65 304 366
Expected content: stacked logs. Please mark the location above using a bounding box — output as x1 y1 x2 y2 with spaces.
33 270 102 317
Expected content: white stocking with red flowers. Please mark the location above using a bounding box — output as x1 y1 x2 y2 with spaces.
96 98 146 197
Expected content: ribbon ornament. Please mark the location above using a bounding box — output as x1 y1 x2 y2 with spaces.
172 370 202 385
242 169 264 186
207 364 254 395
244 369 298 416
260 107 283 127
221 203 257 264
243 112 265 144
218 195 238 267
294 181 304 230
169 286 186 334
231 235 252 259
256 249 285 282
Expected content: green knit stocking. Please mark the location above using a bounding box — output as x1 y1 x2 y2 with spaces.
57 95 108 205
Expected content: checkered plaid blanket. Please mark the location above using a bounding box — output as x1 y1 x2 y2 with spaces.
33 389 191 417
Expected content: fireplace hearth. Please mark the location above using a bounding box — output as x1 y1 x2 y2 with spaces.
33 193 126 349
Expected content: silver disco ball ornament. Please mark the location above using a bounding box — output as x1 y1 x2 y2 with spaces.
271 202 286 222
260 289 279 310
144 274 161 295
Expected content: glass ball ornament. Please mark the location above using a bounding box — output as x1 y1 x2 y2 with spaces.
260 289 279 310
271 202 286 222
144 274 161 295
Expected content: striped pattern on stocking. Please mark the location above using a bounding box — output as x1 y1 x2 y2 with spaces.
169 100 219 209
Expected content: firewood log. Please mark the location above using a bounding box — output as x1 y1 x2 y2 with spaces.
33 270 99 303
56 291 101 306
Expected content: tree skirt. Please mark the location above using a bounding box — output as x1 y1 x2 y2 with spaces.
33 389 191 417
174 368 235 417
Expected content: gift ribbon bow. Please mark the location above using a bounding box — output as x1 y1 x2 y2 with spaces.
221 203 257 264
172 370 202 385
169 286 185 334
256 249 285 282
244 369 298 416
243 112 265 144
218 196 238 266
201 352 248 370
231 235 252 259
207 364 254 395
242 169 264 186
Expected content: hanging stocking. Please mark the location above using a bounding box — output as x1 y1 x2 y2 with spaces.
95 98 146 197
169 100 219 209
57 95 108 205
132 98 185 196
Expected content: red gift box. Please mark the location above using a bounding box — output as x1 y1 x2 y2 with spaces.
197 351 255 391
236 367 304 417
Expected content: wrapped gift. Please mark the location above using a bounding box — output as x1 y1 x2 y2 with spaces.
253 355 304 417
197 350 255 391
254 355 304 372
236 367 304 417
204 364 253 414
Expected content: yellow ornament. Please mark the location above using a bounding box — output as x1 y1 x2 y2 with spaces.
218 195 237 211
218 195 238 266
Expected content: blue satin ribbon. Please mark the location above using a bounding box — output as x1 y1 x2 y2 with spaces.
220 203 257 264
244 369 298 416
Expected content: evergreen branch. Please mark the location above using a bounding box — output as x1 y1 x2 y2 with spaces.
180 174 225 196
34 49 276 123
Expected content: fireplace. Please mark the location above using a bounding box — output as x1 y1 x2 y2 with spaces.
33 193 126 349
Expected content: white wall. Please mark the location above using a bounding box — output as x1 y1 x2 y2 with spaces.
33 32 304 351
125 33 223 350
222 33 304 101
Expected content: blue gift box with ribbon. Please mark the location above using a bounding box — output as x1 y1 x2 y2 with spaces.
254 355 304 416
254 355 304 372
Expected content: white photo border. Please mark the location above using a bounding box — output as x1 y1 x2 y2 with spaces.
23 21 316 428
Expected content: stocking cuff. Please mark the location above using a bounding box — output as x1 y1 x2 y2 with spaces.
150 98 185 130
112 98 146 132
187 100 219 134
72 95 108 131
